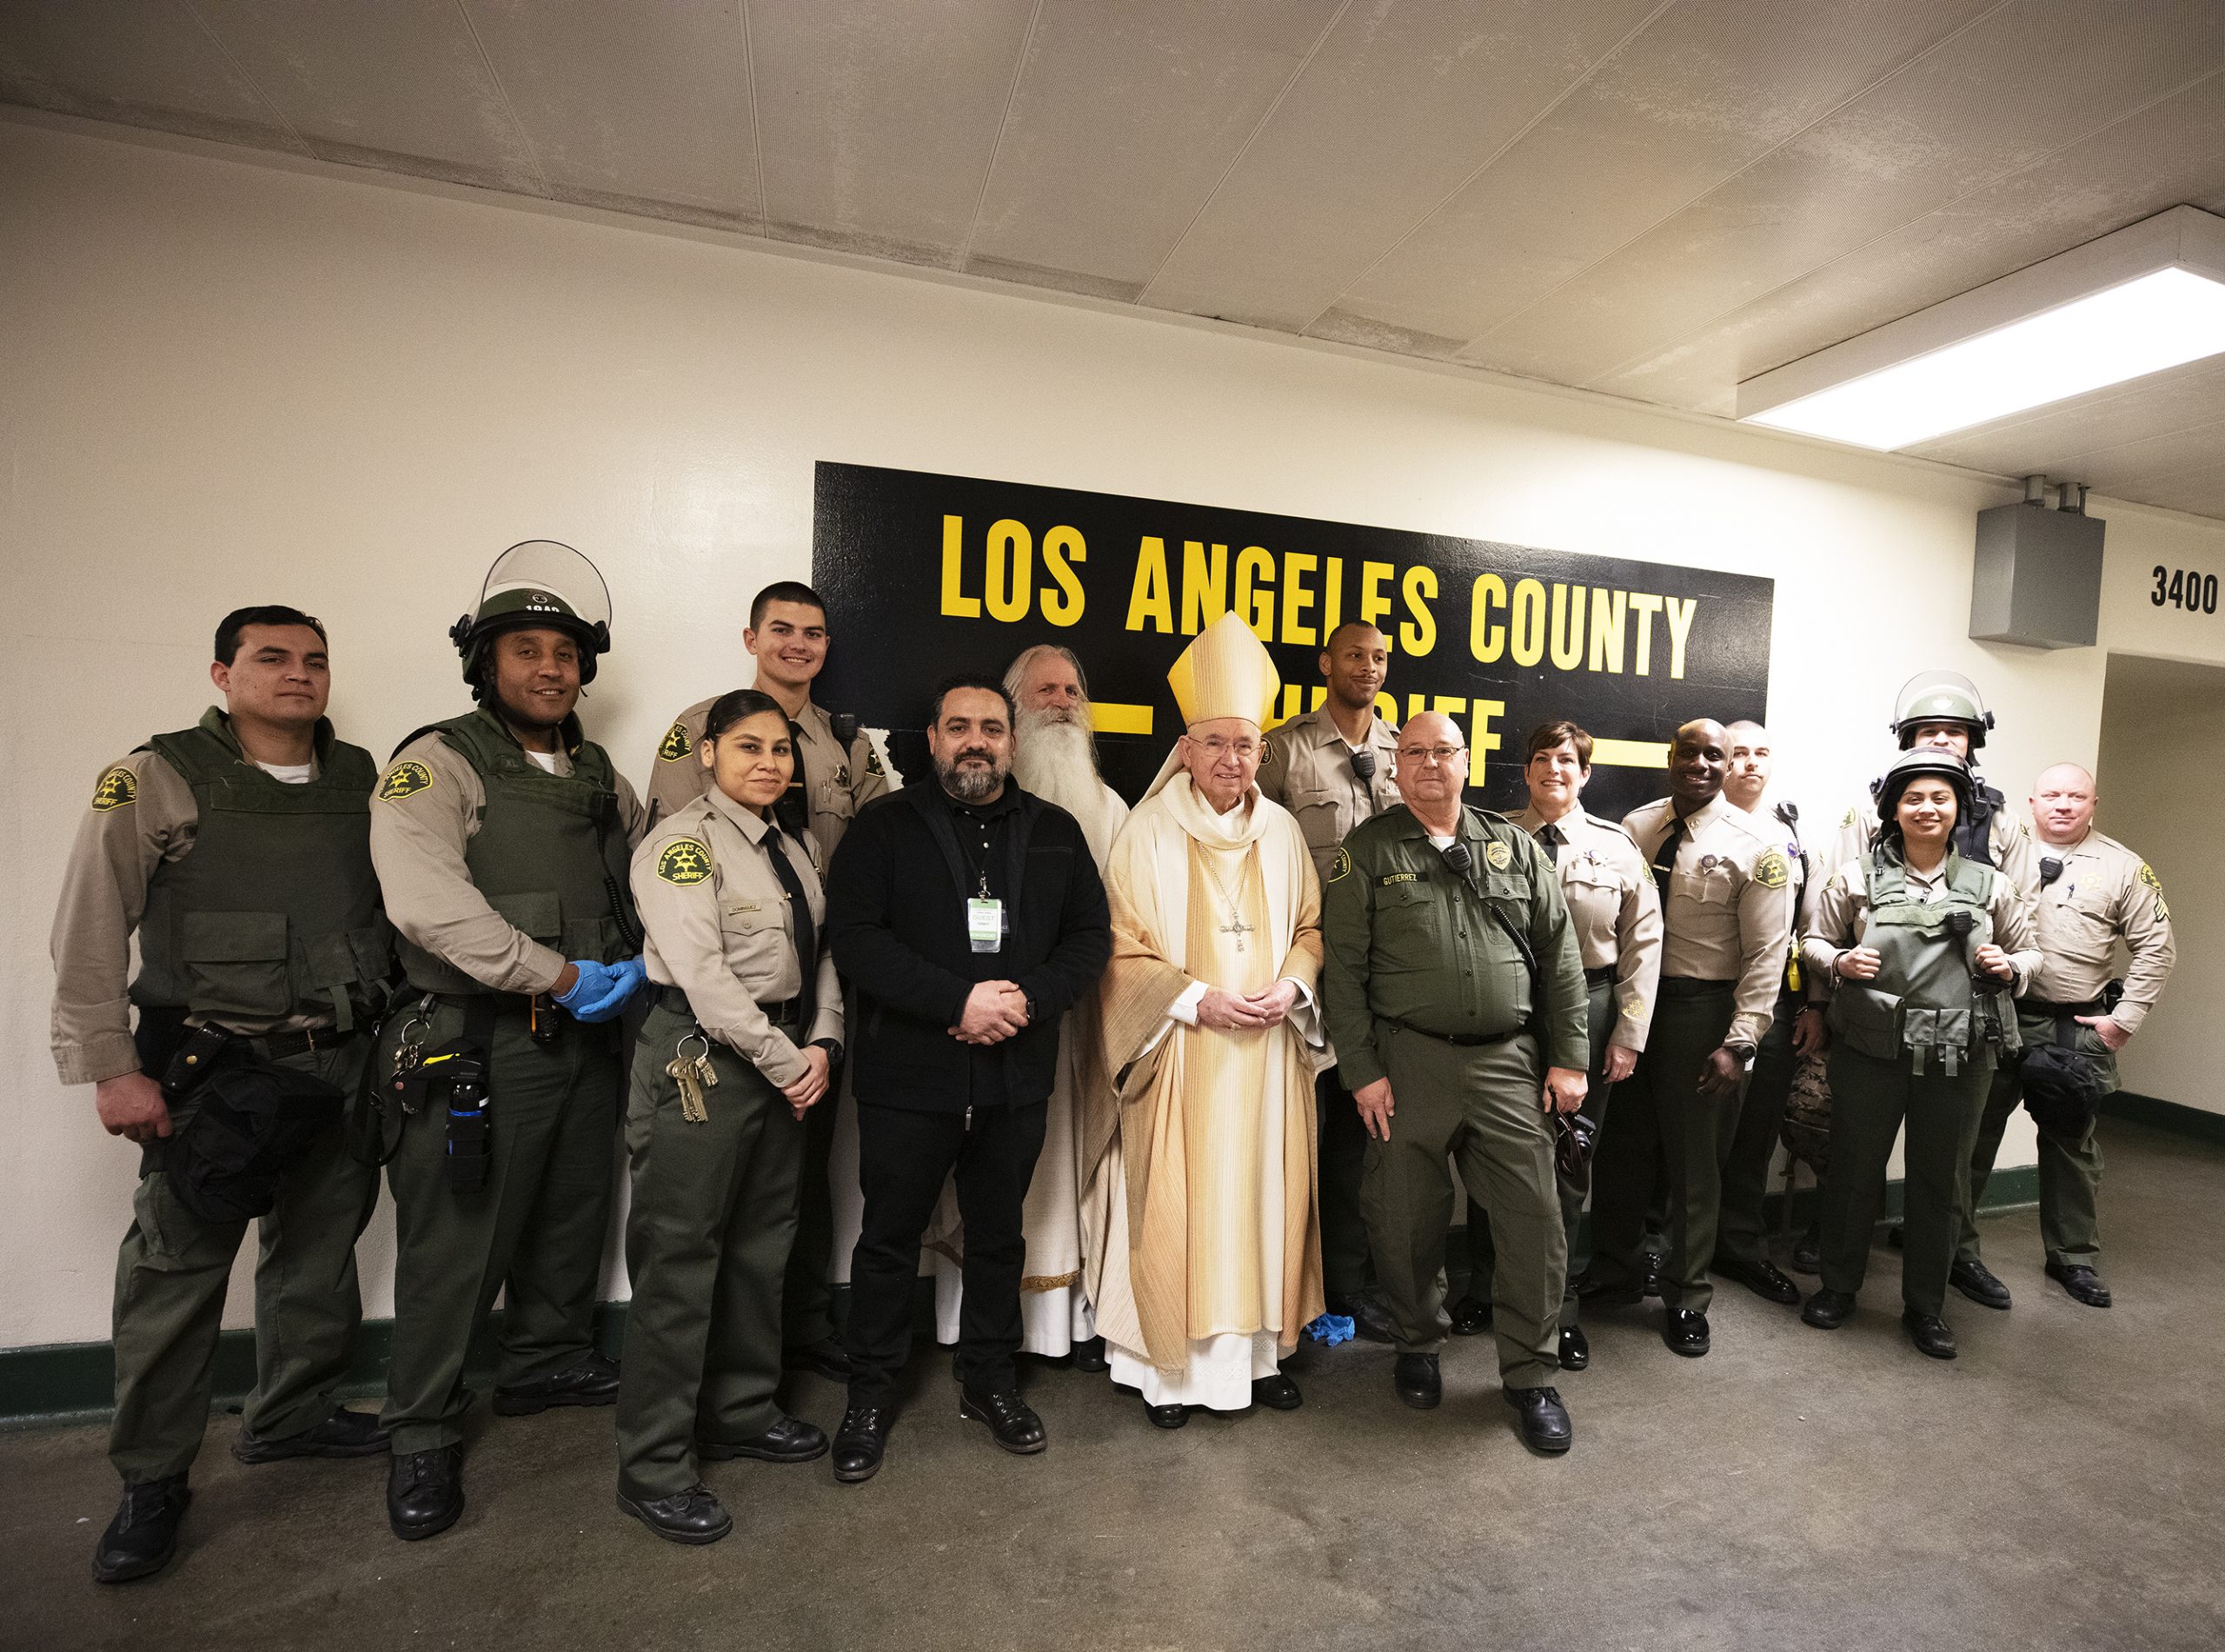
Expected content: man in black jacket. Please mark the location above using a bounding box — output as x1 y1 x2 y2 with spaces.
825 673 1112 1483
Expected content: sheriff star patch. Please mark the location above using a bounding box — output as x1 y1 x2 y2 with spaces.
1752 849 1790 890
90 765 137 812
657 721 693 762
1484 839 1512 872
377 760 433 802
1329 846 1352 883
656 837 714 886
2139 862 2169 918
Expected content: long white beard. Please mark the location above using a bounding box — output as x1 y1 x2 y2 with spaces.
1014 711 1117 865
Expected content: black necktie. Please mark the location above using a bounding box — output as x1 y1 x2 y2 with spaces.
760 823 817 1034
774 720 810 839
1536 822 1562 865
1650 816 1688 900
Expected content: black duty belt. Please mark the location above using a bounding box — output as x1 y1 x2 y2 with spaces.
1584 965 1617 987
653 984 800 1024
1657 975 1736 998
1380 1016 1525 1049
2023 997 2103 1018
235 1024 359 1060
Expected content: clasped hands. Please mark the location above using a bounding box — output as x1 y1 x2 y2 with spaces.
780 1044 832 1118
950 979 1032 1045
1834 944 2015 984
1195 979 1298 1032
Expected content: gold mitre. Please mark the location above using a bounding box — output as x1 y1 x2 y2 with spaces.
1166 610 1281 729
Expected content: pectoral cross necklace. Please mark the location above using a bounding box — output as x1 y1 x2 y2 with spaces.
1201 854 1254 952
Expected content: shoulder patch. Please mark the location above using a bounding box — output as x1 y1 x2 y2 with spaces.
865 745 884 777
90 764 137 812
1752 849 1790 890
377 760 434 802
2138 862 2163 896
1839 806 1856 829
1329 846 1352 883
656 721 693 762
655 837 714 886
1484 839 1512 871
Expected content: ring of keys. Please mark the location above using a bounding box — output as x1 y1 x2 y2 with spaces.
668 1032 719 1124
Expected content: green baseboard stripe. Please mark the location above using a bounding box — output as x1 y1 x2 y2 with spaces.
2104 1092 2225 1149
0 1168 2051 1431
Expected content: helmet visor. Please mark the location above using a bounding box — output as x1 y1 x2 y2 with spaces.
474 540 611 636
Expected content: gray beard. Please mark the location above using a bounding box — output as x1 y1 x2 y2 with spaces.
1013 711 1115 862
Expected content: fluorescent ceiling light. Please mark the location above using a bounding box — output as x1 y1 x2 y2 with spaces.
1737 206 2225 451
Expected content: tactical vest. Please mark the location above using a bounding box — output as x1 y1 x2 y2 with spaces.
132 709 392 1032
1827 849 2011 1076
1957 779 2005 868
396 708 639 996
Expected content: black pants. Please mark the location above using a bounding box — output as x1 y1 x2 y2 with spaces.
1316 1066 1373 1302
845 1099 1048 1409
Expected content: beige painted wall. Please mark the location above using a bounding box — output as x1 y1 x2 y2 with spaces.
6 116 2222 1350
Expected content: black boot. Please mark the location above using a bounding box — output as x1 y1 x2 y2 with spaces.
1446 1295 1492 1337
617 1483 732 1545
233 1405 389 1463
492 1350 621 1416
1903 1310 1957 1360
2045 1260 2113 1308
92 1475 190 1584
832 1407 890 1483
1072 1336 1109 1373
1949 1257 2013 1310
1503 1386 1573 1455
699 1415 827 1463
960 1387 1047 1453
386 1444 464 1541
1392 1353 1441 1410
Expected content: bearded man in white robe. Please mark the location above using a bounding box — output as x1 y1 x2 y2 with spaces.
1083 613 1328 1427
928 645 1127 1362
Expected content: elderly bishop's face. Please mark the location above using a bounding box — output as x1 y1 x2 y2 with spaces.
1179 716 1260 813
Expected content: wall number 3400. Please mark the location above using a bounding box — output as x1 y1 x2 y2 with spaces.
2150 566 2219 614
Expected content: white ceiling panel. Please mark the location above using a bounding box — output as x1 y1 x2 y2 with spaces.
1908 355 2225 481
2126 469 2225 519
461 0 758 222
1469 0 2225 387
1321 0 2002 352
1138 0 1664 333
0 0 300 150
192 0 546 191
961 0 1337 300
748 0 1035 262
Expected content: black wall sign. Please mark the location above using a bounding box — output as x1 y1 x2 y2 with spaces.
813 461 1774 819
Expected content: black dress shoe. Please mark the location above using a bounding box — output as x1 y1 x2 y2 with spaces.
492 1350 621 1416
2046 1260 2113 1308
1575 1271 1644 1307
1072 1336 1109 1373
1447 1295 1492 1336
1503 1385 1573 1455
1661 1309 1710 1357
617 1483 732 1545
831 1407 890 1483
234 1405 390 1463
1328 1287 1398 1344
700 1415 827 1463
1252 1372 1302 1410
1392 1353 1441 1410
1903 1310 1957 1360
1558 1325 1590 1371
1886 1224 1905 1250
1802 1288 1856 1329
1790 1228 1822 1275
1640 1250 1665 1299
1146 1400 1190 1430
386 1445 464 1541
1950 1258 2014 1310
92 1475 190 1584
1712 1253 1801 1305
784 1337 853 1380
960 1387 1048 1453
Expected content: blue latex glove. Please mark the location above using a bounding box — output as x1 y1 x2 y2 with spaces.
565 956 646 1023
1303 1312 1355 1347
552 959 613 1012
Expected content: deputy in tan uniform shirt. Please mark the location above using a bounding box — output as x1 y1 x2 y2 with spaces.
1956 762 2175 1310
1256 620 1400 1337
1463 718 1663 1363
642 579 884 1378
617 688 843 1545
1583 719 1791 1358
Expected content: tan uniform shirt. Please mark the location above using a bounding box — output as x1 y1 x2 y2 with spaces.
644 694 887 864
371 730 647 997
1800 855 2042 987
1622 793 1793 1049
50 748 329 1085
1511 805 1662 1052
1835 786 2040 894
2023 830 2175 1030
1257 705 1401 884
633 787 842 1088
1740 796 1826 1005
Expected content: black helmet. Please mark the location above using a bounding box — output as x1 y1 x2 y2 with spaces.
1890 669 1994 751
450 540 613 695
1874 746 1974 833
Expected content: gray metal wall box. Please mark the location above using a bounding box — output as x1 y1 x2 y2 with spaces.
1969 502 2104 649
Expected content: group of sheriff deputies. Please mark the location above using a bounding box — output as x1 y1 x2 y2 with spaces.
52 542 2173 1578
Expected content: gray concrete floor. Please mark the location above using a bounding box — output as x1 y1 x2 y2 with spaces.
5 1118 2222 1652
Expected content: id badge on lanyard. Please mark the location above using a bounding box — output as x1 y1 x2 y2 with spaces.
967 873 1004 954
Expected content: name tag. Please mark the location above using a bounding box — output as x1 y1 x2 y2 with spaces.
1378 872 1418 886
967 897 1005 953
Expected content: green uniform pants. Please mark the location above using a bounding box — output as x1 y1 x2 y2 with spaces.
780 1056 840 1350
1588 981 1738 1314
1317 1065 1374 1303
1716 988 1805 1269
1362 1027 1562 1389
1957 1007 2111 1268
617 1003 805 1500
380 999 621 1455
109 1037 378 1483
1465 979 1614 1330
1820 1045 1993 1317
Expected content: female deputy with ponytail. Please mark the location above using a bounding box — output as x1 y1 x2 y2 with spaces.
1796 749 2039 1361
615 689 844 1545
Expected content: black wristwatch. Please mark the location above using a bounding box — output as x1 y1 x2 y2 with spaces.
811 1038 844 1068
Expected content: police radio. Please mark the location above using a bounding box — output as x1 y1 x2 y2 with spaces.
1349 747 1377 783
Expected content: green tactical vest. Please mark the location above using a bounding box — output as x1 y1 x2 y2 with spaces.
1826 848 2012 1076
395 707 639 996
132 707 393 1032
